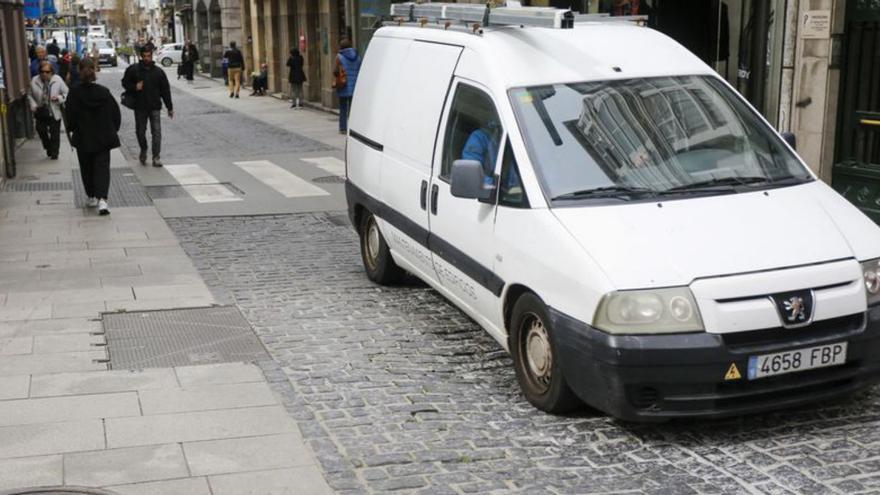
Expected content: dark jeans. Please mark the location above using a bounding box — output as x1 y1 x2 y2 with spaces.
135 109 162 158
338 96 352 132
36 117 61 157
77 149 111 199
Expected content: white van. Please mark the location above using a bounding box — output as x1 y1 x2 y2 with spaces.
86 37 117 66
344 4 880 421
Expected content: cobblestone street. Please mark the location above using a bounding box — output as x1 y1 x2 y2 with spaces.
167 213 880 495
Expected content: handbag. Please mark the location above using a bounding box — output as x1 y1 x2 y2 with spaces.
121 91 136 109
332 57 347 90
34 105 53 121
120 65 141 109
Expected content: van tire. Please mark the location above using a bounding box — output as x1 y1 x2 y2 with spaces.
510 293 581 413
359 211 404 284
161 57 173 67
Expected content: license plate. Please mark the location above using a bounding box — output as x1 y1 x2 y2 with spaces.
747 342 847 380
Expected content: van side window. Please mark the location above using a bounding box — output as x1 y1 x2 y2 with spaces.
441 84 503 181
499 139 529 208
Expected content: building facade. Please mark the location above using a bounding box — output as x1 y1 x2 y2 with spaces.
1 0 31 180
175 0 241 77
242 0 346 107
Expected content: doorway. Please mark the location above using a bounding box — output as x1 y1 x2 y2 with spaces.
834 0 880 224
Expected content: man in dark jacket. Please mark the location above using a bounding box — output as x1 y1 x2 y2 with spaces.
47 39 60 57
122 45 173 167
224 41 244 98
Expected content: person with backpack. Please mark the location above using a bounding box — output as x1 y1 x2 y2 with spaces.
224 41 244 98
121 45 173 167
66 58 121 216
27 61 68 160
286 48 306 109
333 39 360 134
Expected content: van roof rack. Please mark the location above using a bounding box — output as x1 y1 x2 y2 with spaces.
384 2 646 33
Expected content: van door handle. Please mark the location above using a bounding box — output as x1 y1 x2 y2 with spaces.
420 180 428 210
430 184 439 215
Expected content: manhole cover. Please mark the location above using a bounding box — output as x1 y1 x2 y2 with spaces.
146 183 244 200
312 175 346 184
103 306 270 369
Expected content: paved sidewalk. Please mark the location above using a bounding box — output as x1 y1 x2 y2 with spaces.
0 136 332 493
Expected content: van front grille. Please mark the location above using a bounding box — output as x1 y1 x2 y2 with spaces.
721 314 864 349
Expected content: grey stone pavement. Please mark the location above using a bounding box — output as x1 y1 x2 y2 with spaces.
3 62 880 494
0 70 332 493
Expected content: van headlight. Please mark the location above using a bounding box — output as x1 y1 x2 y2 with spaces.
862 258 880 306
593 287 704 334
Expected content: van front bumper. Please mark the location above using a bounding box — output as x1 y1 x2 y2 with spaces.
551 304 880 422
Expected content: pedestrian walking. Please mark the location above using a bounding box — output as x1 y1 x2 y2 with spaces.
68 53 82 90
30 46 58 77
27 61 68 160
58 49 70 82
47 38 60 57
287 48 305 109
333 38 361 134
89 43 102 72
66 58 120 216
182 40 199 83
121 45 173 167
224 41 244 99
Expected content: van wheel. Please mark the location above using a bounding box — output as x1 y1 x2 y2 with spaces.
161 57 173 67
359 211 403 284
510 293 581 413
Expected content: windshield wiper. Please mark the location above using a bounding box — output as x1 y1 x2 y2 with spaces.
552 186 656 201
661 176 772 193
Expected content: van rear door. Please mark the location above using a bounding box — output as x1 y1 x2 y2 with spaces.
375 40 463 281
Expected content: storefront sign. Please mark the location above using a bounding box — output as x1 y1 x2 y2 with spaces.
23 0 39 19
801 10 831 39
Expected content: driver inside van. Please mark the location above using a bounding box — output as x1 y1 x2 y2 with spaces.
462 120 501 186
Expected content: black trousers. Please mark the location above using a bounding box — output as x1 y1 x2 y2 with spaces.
77 149 111 199
35 117 61 157
134 109 162 159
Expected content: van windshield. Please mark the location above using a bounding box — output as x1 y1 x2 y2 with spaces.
508 76 812 203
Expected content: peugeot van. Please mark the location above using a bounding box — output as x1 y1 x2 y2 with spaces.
344 4 880 421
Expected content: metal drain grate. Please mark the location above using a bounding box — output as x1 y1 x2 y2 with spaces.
73 171 153 207
145 185 191 199
312 175 346 184
145 183 244 200
103 306 270 369
1 181 73 192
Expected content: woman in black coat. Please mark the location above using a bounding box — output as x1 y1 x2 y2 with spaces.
286 48 306 108
65 58 121 216
183 41 199 83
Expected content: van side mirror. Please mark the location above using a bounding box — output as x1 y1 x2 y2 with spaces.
781 132 797 151
451 159 496 203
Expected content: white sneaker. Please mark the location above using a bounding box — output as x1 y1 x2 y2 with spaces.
97 199 110 216
86 197 98 207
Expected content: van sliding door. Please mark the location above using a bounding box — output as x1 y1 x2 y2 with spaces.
377 41 463 282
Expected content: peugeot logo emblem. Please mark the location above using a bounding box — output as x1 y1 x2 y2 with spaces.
770 290 815 329
783 297 806 323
